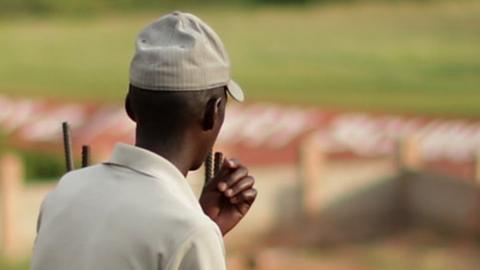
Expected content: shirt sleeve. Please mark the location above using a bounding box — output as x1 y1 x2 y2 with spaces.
33 195 48 250
167 224 227 270
36 193 50 233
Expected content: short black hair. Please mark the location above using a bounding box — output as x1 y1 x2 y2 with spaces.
126 84 226 143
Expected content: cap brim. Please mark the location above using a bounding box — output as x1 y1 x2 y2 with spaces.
226 80 244 102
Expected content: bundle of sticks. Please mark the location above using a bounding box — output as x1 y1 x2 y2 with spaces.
61 121 223 185
62 122 90 172
204 151 223 185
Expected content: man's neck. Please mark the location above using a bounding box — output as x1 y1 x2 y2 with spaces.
135 132 192 177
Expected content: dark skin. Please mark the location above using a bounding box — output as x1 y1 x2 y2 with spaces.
126 85 257 236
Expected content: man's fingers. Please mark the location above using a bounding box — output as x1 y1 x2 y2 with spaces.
225 158 241 169
215 158 240 177
216 160 247 191
224 176 254 198
224 166 248 187
210 157 235 187
218 158 240 175
241 188 257 204
229 188 257 205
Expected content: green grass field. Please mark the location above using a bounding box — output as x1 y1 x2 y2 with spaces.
1 1 480 116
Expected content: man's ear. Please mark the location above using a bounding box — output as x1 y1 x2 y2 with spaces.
203 97 222 131
125 93 136 122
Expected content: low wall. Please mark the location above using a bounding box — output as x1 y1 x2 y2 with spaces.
405 171 480 234
1 157 397 258
3 152 479 260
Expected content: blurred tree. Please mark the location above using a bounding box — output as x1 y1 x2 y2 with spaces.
0 0 315 15
21 150 65 182
256 0 311 4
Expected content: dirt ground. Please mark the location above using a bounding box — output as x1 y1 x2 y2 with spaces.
227 228 480 270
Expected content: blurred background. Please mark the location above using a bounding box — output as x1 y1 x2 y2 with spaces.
1 0 480 269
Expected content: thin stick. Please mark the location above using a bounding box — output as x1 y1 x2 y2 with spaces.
81 145 91 168
62 122 74 172
205 151 214 184
214 152 224 176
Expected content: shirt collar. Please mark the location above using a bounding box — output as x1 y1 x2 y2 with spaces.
104 143 187 184
104 143 202 210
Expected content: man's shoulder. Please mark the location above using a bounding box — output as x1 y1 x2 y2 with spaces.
148 199 220 238
56 164 110 185
46 163 221 241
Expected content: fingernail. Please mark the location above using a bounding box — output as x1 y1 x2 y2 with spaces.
225 189 233 197
218 182 227 192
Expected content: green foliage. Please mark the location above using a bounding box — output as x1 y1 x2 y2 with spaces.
1 1 479 116
0 133 69 182
0 132 8 153
0 257 29 270
0 1 479 116
19 150 65 182
0 0 469 15
256 0 311 4
0 0 247 15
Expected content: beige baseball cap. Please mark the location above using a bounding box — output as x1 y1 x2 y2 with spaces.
129 11 244 102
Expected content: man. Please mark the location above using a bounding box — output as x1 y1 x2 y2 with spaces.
31 12 257 270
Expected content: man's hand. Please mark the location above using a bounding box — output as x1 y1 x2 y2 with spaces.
199 158 257 236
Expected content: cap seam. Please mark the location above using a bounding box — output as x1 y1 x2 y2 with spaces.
130 80 228 91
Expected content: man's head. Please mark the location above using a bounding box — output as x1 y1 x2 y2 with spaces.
126 12 244 172
129 11 244 101
126 84 227 170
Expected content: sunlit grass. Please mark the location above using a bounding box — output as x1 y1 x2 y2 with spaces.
0 257 29 270
0 1 479 116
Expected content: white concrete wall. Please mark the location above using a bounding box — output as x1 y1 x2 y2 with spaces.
10 158 479 258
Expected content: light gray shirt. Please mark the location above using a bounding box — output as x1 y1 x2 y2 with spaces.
31 143 226 270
